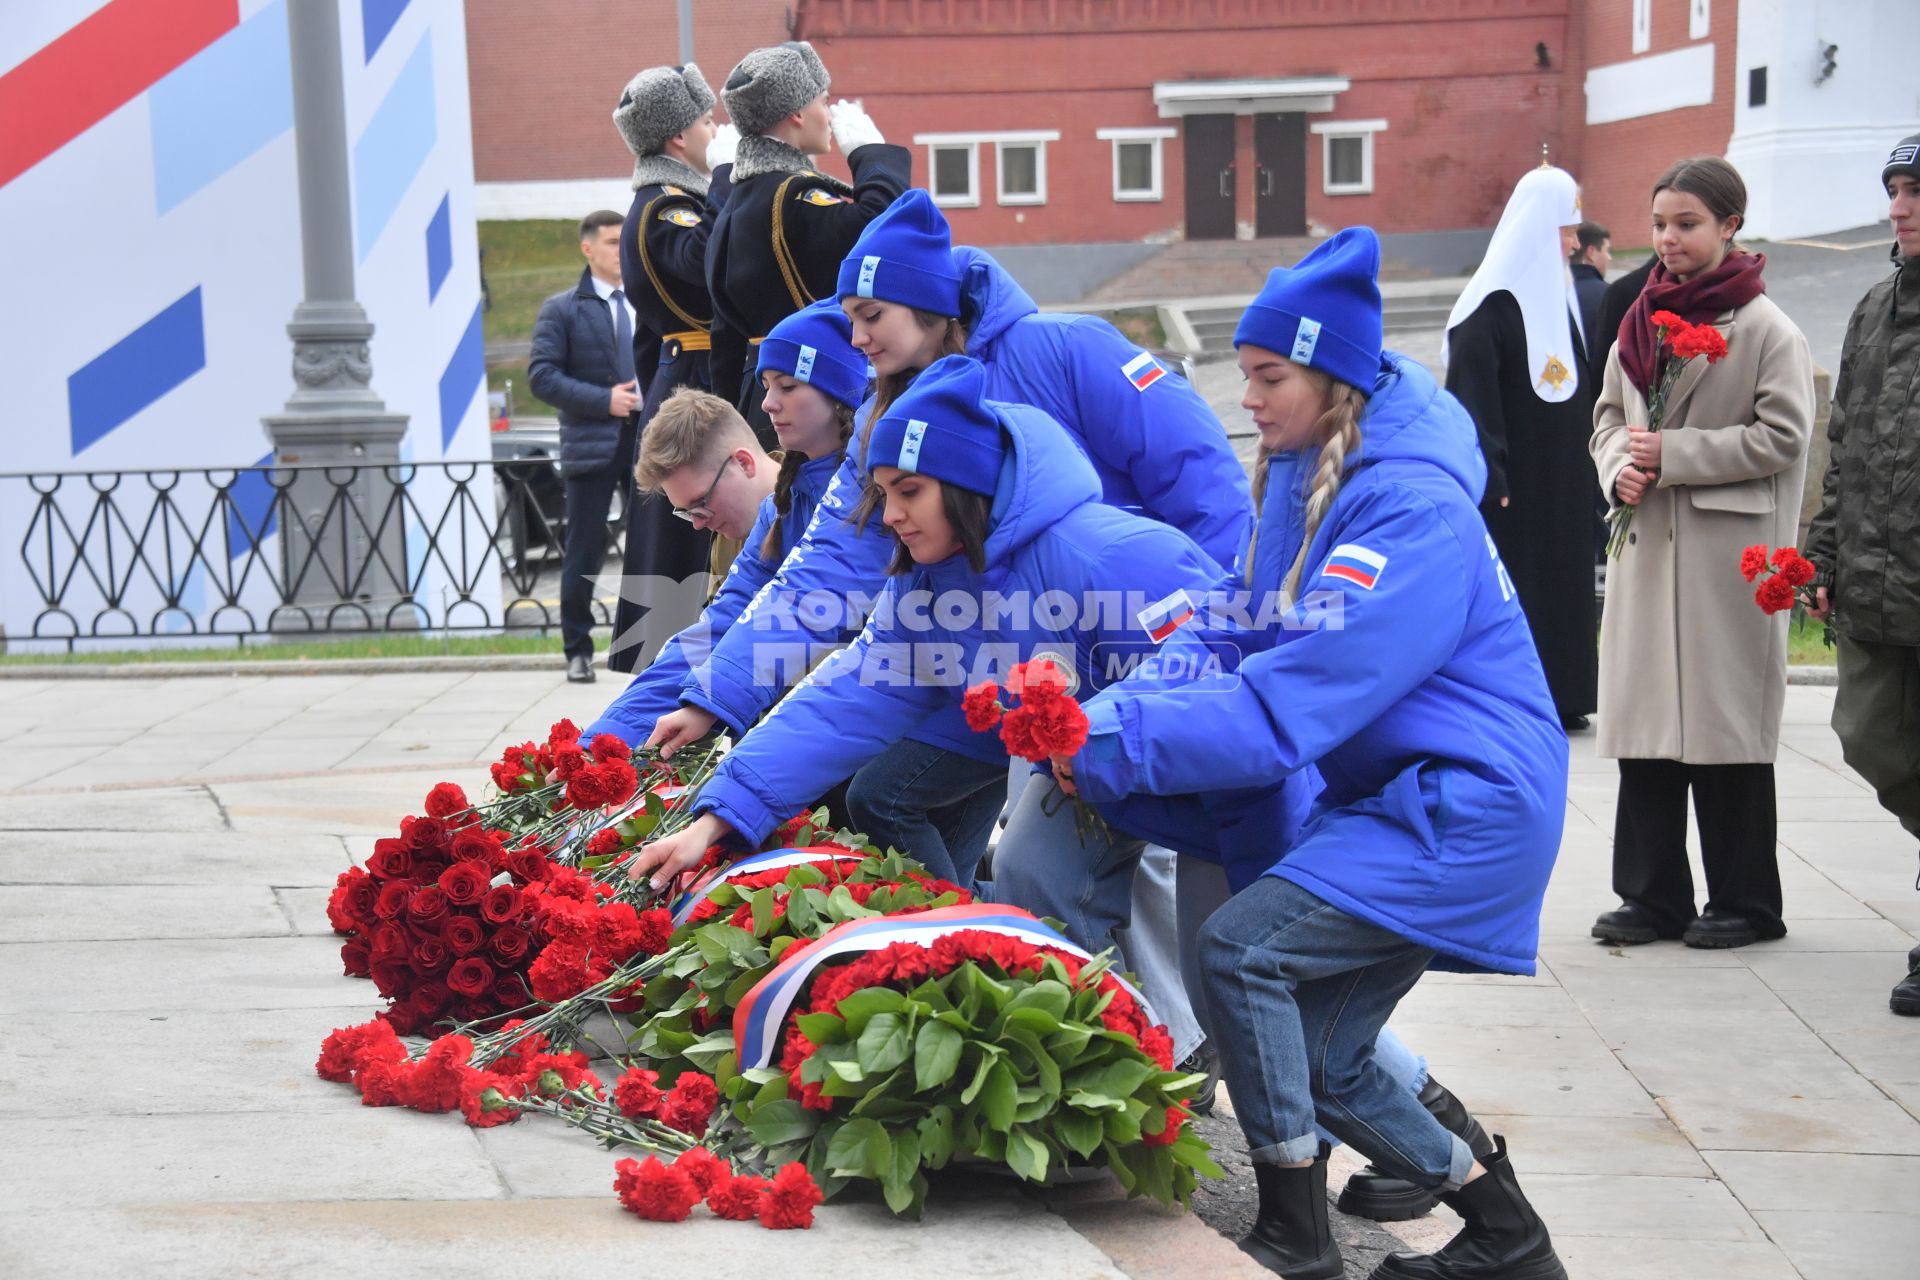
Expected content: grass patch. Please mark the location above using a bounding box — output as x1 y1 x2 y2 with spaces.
1 631 578 666
479 219 589 419
1789 615 1837 666
1105 306 1167 350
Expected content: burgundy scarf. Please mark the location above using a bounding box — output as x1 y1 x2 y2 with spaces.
1617 251 1767 394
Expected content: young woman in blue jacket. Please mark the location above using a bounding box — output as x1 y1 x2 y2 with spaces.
584 300 871 746
1061 230 1569 1280
627 354 1229 907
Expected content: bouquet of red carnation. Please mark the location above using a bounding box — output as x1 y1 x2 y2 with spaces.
1607 310 1732 559
735 921 1218 1217
1741 543 1817 617
965 658 1105 844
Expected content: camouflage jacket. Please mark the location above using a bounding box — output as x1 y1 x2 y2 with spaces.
1807 249 1920 644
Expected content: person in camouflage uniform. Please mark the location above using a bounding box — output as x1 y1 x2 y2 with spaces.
1806 133 1920 1016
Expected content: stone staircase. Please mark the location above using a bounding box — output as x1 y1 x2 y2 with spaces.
1173 278 1465 358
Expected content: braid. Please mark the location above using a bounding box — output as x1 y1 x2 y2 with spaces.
758 401 859 561
1244 446 1276 586
1280 387 1367 605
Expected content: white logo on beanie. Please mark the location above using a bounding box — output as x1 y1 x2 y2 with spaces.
857 255 881 298
1292 317 1322 364
898 420 928 471
795 345 817 380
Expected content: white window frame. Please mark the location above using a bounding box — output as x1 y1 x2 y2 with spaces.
1633 0 1652 53
996 141 1047 206
1096 127 1175 202
1689 0 1710 40
913 131 1059 208
1311 119 1386 196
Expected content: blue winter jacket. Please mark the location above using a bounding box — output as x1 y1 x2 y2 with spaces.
693 399 1232 845
1072 354 1568 976
678 246 1251 746
583 452 851 745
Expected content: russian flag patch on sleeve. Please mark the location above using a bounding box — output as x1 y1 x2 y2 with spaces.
1137 588 1196 642
1122 351 1166 392
1322 543 1388 590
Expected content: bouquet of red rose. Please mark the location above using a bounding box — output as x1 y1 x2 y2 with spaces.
1607 310 1732 558
1741 543 1818 616
964 658 1105 844
732 916 1219 1217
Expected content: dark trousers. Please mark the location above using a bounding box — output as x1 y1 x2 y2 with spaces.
1612 758 1784 937
1833 633 1920 843
560 464 623 661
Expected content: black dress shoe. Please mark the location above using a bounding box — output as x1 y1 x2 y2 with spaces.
566 653 595 684
1559 714 1590 733
1591 902 1677 946
1892 968 1920 1017
1682 907 1760 949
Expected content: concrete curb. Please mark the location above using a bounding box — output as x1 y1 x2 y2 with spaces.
0 656 1844 684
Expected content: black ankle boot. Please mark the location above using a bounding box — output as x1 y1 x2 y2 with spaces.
1337 1076 1494 1221
1368 1136 1567 1280
1241 1152 1343 1279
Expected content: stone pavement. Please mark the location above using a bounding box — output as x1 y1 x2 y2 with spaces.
1 670 1916 1279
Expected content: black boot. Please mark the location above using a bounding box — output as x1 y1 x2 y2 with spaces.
1369 1136 1567 1280
1892 955 1920 1016
1241 1152 1343 1280
1337 1076 1494 1221
1178 1040 1219 1117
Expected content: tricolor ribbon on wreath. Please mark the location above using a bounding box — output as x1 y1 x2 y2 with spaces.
667 844 865 926
731 903 1156 1070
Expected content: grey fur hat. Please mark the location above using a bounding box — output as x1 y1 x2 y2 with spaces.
723 42 829 138
613 63 715 159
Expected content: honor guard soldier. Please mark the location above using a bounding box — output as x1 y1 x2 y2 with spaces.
705 41 910 441
606 63 732 673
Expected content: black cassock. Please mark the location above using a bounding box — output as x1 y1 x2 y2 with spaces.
1445 289 1598 721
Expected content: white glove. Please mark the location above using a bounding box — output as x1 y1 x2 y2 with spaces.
829 99 885 154
704 123 739 172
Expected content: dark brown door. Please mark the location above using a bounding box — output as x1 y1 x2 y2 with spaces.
1254 113 1307 237
1182 114 1236 241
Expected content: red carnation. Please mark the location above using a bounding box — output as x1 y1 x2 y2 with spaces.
1650 309 1687 332
423 782 469 819
447 955 496 998
1739 544 1769 582
587 828 624 858
1755 576 1798 614
757 1162 823 1230
1026 694 1089 757
662 1072 720 1136
613 1066 665 1118
488 925 533 966
589 732 629 763
1670 323 1729 362
707 1173 769 1220
548 718 582 746
1139 1024 1176 1071
316 1019 405 1082
458 1071 521 1128
442 915 486 956
438 859 492 907
673 1146 728 1194
1144 1103 1186 1147
614 1156 701 1223
1773 547 1815 587
962 682 1005 731
998 705 1045 761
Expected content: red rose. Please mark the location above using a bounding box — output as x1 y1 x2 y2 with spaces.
962 682 1005 732
613 1155 700 1223
488 925 533 966
451 829 506 870
707 1173 769 1220
1739 544 1769 582
409 935 450 974
438 859 492 907
339 939 372 978
366 840 413 881
407 885 451 928
423 782 469 819
405 816 450 853
507 849 550 885
614 1066 665 1118
447 955 496 997
1755 576 1797 614
757 1162 823 1229
442 915 487 956
481 883 525 925
373 881 414 921
490 975 532 1010
369 958 412 998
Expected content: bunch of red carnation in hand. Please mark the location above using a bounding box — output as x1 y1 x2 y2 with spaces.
326 782 560 1034
613 1151 822 1230
963 657 1088 761
1740 543 1815 615
1653 309 1731 363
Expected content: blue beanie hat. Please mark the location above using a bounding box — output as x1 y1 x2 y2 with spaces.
865 355 1004 497
755 300 869 409
836 189 964 317
1234 227 1384 396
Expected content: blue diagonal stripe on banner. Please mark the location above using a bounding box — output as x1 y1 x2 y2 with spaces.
361 0 410 62
438 300 485 448
67 287 207 455
149 0 292 215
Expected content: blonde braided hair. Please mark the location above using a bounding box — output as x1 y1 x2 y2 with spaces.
1279 374 1368 605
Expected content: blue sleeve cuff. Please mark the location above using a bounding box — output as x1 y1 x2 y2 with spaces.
1071 696 1134 805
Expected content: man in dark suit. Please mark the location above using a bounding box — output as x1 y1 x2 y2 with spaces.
528 209 639 683
1570 220 1611 380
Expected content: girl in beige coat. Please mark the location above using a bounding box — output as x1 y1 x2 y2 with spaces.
1589 157 1814 950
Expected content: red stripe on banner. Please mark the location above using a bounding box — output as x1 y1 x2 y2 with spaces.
0 0 238 190
1323 563 1376 589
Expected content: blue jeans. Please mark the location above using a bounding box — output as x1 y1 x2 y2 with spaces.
1201 875 1471 1188
846 741 1008 885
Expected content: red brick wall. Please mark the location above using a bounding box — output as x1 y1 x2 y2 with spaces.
463 0 794 183
1576 0 1738 249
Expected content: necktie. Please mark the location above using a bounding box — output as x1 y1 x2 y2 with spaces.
610 289 636 385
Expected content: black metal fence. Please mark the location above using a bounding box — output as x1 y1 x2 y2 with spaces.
3 460 611 649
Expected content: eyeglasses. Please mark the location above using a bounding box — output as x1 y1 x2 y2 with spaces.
671 456 733 523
